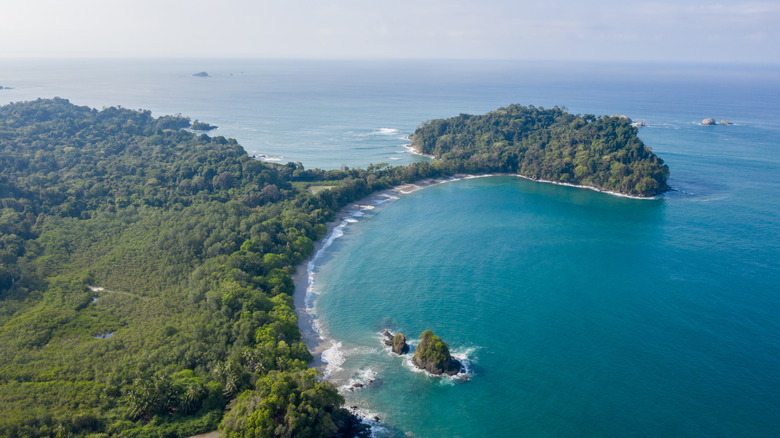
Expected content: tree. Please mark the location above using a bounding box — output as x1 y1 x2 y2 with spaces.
220 369 344 438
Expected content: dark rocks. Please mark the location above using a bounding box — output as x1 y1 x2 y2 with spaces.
412 354 463 376
335 409 372 438
192 71 210 77
381 330 393 346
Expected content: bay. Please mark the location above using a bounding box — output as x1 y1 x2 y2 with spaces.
2 59 779 437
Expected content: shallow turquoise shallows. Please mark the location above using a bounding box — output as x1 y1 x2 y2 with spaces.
3 59 779 437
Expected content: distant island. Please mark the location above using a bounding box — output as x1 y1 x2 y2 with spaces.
192 71 210 77
411 105 669 197
0 85 11 90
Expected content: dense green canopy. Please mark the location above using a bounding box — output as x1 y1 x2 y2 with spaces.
414 330 451 366
0 99 670 436
411 104 669 196
0 98 367 437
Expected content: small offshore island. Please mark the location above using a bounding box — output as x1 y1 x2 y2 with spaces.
0 99 668 437
382 330 463 376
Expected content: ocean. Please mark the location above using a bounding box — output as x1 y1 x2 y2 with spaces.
2 59 779 437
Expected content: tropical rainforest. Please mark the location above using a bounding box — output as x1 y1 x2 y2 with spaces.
0 99 668 437
411 104 669 196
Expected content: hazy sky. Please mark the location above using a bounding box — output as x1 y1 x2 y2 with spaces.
2 0 778 63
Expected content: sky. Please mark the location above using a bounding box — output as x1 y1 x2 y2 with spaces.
2 0 778 63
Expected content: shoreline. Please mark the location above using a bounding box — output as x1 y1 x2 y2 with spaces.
511 174 662 200
292 172 659 372
292 175 464 372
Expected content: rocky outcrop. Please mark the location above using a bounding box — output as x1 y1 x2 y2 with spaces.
192 71 210 77
611 114 633 124
720 120 733 125
702 118 716 126
412 330 463 375
392 333 409 354
191 120 218 131
382 330 409 355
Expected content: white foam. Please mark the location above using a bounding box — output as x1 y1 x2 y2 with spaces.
303 202 398 374
341 367 379 392
256 154 284 162
401 144 435 159
375 128 399 135
321 341 345 376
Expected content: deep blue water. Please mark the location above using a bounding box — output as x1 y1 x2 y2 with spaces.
2 59 779 437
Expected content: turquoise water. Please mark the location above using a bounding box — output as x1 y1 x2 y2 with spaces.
2 59 780 436
313 175 780 437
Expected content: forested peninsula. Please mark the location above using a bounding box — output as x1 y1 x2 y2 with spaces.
0 99 668 437
411 104 669 197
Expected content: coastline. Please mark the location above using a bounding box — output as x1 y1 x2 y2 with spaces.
292 175 474 372
511 174 662 200
292 173 659 370
293 171 658 373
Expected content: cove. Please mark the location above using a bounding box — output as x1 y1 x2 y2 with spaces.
308 175 780 437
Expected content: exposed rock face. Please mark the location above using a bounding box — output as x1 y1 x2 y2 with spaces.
720 120 733 125
392 333 409 355
702 118 716 126
381 330 409 355
412 330 463 375
631 121 646 127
